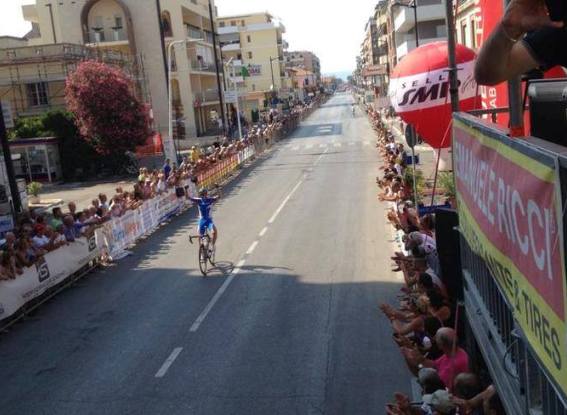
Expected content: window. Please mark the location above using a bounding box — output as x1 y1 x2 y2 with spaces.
94 16 103 29
230 20 237 26
114 16 123 28
247 35 251 43
461 23 467 46
252 84 256 91
470 19 477 48
27 82 49 107
161 11 172 37
247 51 253 59
219 21 225 28
241 20 245 26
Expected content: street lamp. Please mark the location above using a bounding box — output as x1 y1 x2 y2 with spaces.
392 0 419 48
224 58 243 141
167 37 202 163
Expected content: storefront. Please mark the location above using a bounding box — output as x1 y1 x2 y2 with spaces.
9 137 62 183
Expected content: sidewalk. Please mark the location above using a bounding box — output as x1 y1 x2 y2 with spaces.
381 116 439 183
41 178 135 211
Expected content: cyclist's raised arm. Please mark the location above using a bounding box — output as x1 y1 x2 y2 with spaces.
188 196 200 203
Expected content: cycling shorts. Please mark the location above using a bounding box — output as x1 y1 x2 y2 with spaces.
198 218 214 236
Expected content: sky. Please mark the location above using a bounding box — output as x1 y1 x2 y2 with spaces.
0 0 378 77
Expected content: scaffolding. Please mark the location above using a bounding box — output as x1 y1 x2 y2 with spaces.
0 43 151 120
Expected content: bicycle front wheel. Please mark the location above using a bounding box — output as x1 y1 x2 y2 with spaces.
198 245 208 276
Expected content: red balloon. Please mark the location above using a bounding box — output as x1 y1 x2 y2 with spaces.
388 42 481 149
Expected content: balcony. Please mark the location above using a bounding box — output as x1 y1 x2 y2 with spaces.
393 2 445 33
187 26 203 40
221 42 241 52
190 58 217 74
396 36 443 59
194 89 221 104
87 27 128 44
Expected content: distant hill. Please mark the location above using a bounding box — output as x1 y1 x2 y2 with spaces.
323 70 352 81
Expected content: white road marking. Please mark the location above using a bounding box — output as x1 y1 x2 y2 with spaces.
268 179 304 224
190 259 246 332
246 240 259 255
155 347 183 378
363 141 370 146
319 144 326 148
292 146 300 151
189 142 325 333
305 144 313 149
259 226 268 237
314 147 330 166
333 143 342 148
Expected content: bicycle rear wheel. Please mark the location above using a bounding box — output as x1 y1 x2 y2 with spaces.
198 245 208 276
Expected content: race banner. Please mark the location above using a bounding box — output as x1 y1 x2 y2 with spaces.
453 114 567 398
0 235 99 321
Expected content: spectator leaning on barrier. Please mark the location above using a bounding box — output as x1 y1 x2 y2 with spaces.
50 207 64 229
402 327 469 391
475 0 566 85
163 159 172 179
62 215 81 242
99 193 109 210
68 201 78 219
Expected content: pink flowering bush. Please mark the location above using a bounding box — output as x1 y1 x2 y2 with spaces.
65 61 151 155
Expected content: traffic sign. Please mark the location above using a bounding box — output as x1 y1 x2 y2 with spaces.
224 90 238 103
1 101 14 129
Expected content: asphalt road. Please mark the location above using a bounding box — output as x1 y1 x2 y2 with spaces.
0 93 411 415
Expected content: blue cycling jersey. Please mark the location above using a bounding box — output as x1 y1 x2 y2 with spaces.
196 197 215 220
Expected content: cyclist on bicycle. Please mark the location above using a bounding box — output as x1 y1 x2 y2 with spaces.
189 188 220 252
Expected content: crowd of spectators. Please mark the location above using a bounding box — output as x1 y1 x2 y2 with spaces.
231 98 326 153
366 107 505 415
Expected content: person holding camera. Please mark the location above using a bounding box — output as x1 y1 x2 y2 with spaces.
475 0 565 85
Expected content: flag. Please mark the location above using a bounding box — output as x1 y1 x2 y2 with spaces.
241 66 250 78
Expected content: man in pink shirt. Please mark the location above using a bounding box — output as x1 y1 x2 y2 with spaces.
402 327 469 391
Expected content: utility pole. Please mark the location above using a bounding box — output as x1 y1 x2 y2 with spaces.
413 0 419 47
208 0 227 135
0 102 22 216
444 0 459 112
269 56 276 90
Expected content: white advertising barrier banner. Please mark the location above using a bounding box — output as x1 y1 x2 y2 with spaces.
0 235 99 321
97 183 198 260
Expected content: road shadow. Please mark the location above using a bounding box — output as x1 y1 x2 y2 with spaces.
0 263 412 415
288 123 343 139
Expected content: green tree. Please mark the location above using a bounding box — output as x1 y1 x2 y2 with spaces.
42 110 100 181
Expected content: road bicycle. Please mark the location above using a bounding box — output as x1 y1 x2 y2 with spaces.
189 231 215 276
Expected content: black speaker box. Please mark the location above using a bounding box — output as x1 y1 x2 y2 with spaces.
528 78 567 146
435 208 464 301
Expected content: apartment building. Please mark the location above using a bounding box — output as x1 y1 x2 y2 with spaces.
0 43 138 119
9 0 225 162
389 0 448 64
374 1 390 100
217 12 289 119
284 51 321 83
288 68 317 102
